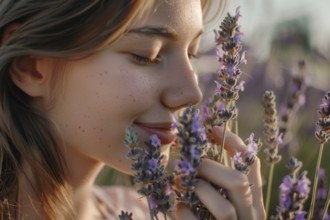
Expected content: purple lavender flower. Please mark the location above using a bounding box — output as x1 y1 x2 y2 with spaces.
150 134 161 147
294 211 307 220
273 157 311 220
202 6 246 148
309 91 330 219
125 129 171 218
233 133 261 174
320 98 330 112
148 158 158 173
201 106 209 123
232 151 248 173
177 159 195 176
315 91 330 144
317 169 327 199
175 106 206 197
296 172 311 196
314 168 330 220
172 105 207 206
279 60 307 145
279 175 293 209
319 209 330 220
149 196 157 215
244 133 261 164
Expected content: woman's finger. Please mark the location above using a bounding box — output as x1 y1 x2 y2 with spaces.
195 179 238 220
175 202 198 220
211 126 266 219
246 157 266 219
197 158 255 220
212 126 246 157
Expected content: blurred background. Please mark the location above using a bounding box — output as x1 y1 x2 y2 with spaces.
197 0 330 217
98 0 330 218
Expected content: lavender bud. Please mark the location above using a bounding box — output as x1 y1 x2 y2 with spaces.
173 105 207 206
315 92 330 144
262 90 282 165
118 211 133 220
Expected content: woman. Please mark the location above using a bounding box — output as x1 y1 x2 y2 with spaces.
0 0 265 219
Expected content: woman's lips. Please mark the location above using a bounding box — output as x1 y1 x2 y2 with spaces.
134 122 176 145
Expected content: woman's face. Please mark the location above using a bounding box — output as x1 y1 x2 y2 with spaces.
47 0 204 174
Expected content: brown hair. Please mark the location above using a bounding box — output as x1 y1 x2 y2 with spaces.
0 0 224 219
0 1 152 219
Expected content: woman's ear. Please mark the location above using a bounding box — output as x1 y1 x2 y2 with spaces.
10 55 53 98
2 23 52 98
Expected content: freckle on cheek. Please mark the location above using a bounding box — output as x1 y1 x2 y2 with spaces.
77 125 86 133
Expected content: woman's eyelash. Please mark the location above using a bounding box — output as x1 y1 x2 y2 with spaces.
131 54 161 65
131 51 199 65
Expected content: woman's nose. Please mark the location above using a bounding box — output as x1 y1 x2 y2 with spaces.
160 56 203 111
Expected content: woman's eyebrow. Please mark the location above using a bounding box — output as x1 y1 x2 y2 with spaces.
128 26 203 41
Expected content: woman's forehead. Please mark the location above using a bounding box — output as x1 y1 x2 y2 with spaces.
133 0 204 40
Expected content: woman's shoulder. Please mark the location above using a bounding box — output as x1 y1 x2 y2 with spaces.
93 185 150 219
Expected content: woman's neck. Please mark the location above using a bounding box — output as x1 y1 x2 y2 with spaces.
64 146 105 219
19 149 105 220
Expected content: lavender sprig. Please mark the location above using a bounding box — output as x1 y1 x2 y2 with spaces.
315 92 330 144
125 128 171 219
172 105 208 218
232 133 261 174
272 157 311 220
308 91 330 220
279 60 307 143
203 7 246 163
263 90 283 165
262 90 283 218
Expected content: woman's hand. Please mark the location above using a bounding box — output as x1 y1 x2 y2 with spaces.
175 126 266 220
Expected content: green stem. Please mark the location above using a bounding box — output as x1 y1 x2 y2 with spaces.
307 143 324 220
225 150 232 168
219 121 228 163
234 117 239 136
163 213 168 220
265 164 275 219
321 186 330 220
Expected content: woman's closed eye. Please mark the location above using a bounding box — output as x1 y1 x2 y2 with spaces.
131 53 162 65
130 50 199 66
